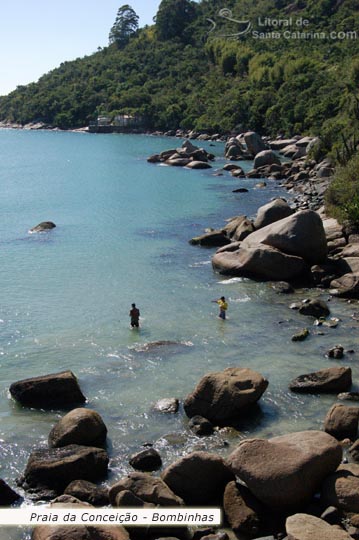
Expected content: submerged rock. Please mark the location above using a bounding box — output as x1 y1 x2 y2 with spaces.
29 221 56 233
48 408 107 448
10 370 86 409
183 367 268 423
289 367 352 394
20 445 109 493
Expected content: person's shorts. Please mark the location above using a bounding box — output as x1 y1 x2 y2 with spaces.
131 319 139 327
219 310 226 319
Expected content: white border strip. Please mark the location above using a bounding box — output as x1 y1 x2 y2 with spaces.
0 508 221 526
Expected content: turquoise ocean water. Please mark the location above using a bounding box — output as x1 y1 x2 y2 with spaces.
1 130 359 538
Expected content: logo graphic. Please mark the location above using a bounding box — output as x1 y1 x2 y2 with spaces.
207 8 252 38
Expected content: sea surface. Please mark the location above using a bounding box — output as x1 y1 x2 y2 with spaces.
1 129 359 538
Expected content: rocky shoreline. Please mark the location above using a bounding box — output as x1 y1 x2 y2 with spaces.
3 128 359 540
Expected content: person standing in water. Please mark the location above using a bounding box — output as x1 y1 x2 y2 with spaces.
212 296 228 320
129 303 140 328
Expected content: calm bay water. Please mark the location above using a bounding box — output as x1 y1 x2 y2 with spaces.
1 129 359 538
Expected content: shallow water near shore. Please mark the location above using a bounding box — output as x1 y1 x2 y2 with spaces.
1 130 359 538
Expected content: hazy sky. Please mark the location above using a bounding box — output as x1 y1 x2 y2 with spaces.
0 1 161 96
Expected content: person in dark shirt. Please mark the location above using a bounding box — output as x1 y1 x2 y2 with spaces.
129 303 140 328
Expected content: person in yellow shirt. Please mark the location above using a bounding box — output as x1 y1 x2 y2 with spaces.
212 296 228 320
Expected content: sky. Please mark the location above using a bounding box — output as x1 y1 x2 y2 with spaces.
0 0 161 96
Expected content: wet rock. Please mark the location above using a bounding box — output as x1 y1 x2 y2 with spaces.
0 479 21 505
29 221 56 233
188 416 214 436
48 408 107 448
242 210 328 265
291 328 310 342
148 154 161 163
321 466 359 513
64 479 109 506
183 367 268 424
253 199 293 230
232 188 249 193
289 367 352 394
327 346 344 360
285 513 352 540
186 161 212 169
212 244 307 282
10 370 86 409
190 231 231 247
271 281 294 294
223 480 264 537
153 398 179 414
161 451 234 505
20 445 109 493
227 431 342 510
330 273 359 299
298 299 330 318
349 440 359 462
324 403 359 441
338 392 359 402
166 158 191 167
223 215 254 242
109 472 184 507
129 448 162 472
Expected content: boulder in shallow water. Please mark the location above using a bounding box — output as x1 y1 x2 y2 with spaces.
64 479 109 506
242 210 328 265
129 447 162 472
298 299 330 318
0 479 21 505
289 366 352 394
212 244 307 281
29 221 56 233
48 408 107 448
10 370 86 409
184 367 268 423
20 444 109 493
227 431 342 510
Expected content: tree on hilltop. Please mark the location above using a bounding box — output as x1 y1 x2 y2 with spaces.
109 4 139 48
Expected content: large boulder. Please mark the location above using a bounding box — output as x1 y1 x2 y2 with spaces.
321 465 359 513
223 216 254 242
0 479 21 505
242 210 328 265
48 408 107 448
64 479 109 506
29 221 56 233
109 472 184 507
20 445 109 494
324 403 359 441
270 139 298 151
223 481 264 538
289 367 352 394
183 367 268 423
161 451 234 505
227 431 342 510
190 231 231 247
129 448 162 472
10 371 86 409
244 132 267 155
253 150 281 169
212 244 307 281
286 513 352 540
330 273 359 298
253 199 294 230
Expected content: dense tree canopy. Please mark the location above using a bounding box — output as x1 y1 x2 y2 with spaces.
155 0 197 41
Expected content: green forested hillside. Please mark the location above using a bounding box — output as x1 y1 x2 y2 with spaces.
0 0 359 150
